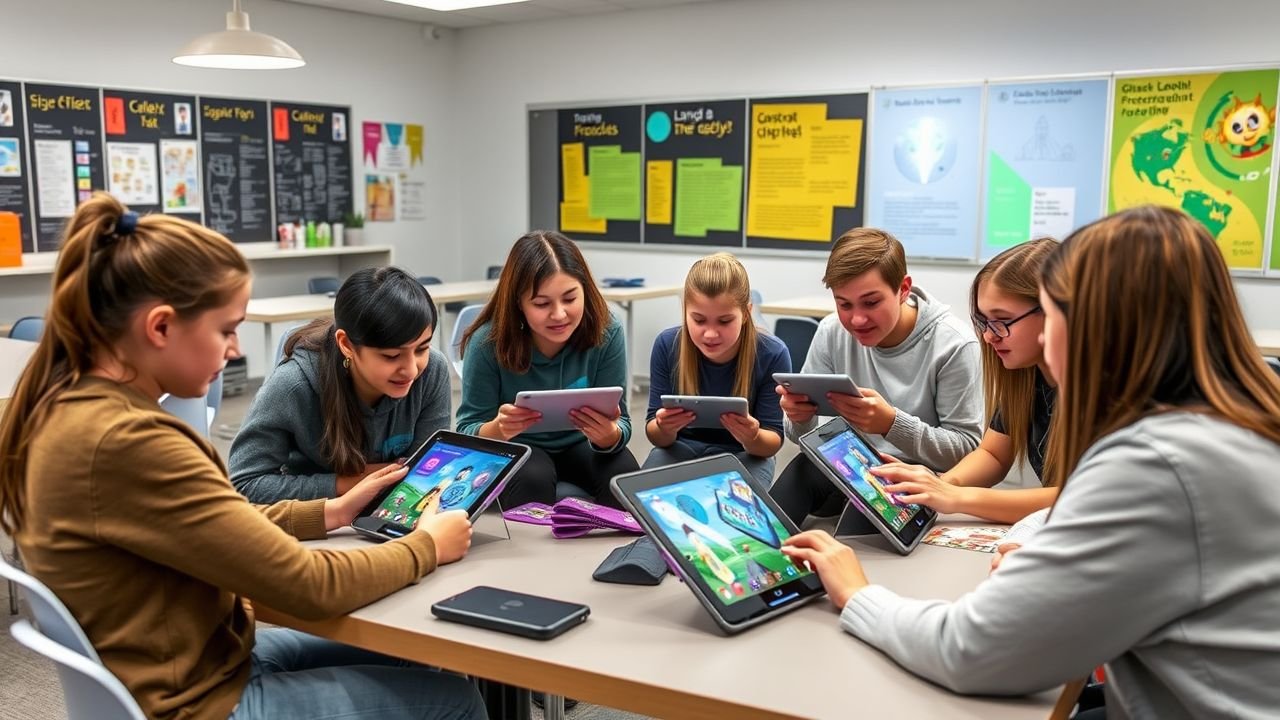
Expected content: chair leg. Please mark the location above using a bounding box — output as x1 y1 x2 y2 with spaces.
8 579 17 615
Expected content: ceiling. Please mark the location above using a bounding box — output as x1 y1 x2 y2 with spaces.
279 0 718 29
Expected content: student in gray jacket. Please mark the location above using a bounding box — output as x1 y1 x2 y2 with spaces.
229 267 451 502
769 227 983 524
783 206 1280 720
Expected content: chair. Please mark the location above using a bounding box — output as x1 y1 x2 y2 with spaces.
9 621 145 720
749 289 766 329
307 276 340 295
159 393 214 438
8 316 44 341
418 276 443 286
449 305 484 377
273 324 307 367
486 265 503 280
420 275 465 315
0 549 98 660
774 317 821 372
1267 357 1280 378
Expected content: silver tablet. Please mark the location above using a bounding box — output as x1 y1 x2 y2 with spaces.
660 395 750 430
514 386 625 433
772 372 863 417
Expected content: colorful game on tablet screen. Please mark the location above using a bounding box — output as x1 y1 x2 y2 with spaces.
636 472 810 606
370 442 514 527
816 430 922 531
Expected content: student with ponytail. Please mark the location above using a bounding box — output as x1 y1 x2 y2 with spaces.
230 266 451 503
0 194 483 720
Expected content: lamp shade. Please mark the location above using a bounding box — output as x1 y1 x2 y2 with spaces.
173 7 304 70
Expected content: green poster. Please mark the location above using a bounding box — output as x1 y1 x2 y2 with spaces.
674 158 743 237
985 152 1033 248
588 145 642 221
1109 69 1279 270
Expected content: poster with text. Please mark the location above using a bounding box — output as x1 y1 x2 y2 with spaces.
746 93 867 251
271 102 353 225
0 80 33 252
867 85 983 259
982 79 1109 257
643 99 745 247
25 83 104 252
102 89 200 217
200 97 272 243
362 121 425 221
557 105 642 244
1109 69 1279 270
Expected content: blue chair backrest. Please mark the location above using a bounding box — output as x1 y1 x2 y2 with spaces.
1267 356 1280 378
418 276 442 286
774 317 820 372
159 393 212 437
9 316 44 341
450 305 484 376
749 289 765 329
486 265 503 280
0 551 100 662
307 276 340 295
274 324 307 367
10 620 144 720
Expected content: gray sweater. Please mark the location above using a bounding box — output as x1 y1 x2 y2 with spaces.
228 347 452 502
784 286 983 470
842 412 1280 719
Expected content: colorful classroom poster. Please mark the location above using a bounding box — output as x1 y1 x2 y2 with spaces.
866 85 983 259
0 80 33 252
746 93 867 250
25 83 104 251
982 78 1109 257
1109 69 1279 270
556 106 642 243
200 97 272 243
362 121 426 221
102 89 200 218
106 142 158 205
644 99 745 247
271 102 353 225
159 139 201 213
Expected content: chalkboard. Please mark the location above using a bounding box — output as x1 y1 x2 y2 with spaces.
102 88 201 219
271 101 352 225
200 97 272 244
25 83 104 252
0 80 33 252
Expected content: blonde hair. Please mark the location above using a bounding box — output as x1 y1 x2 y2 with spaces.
970 238 1059 472
677 253 758 399
824 227 907 290
1041 206 1280 491
0 193 249 534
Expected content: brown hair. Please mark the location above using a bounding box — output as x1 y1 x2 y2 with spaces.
823 227 908 290
0 193 249 534
282 267 437 476
970 238 1059 471
461 231 610 373
1040 206 1280 491
677 253 758 399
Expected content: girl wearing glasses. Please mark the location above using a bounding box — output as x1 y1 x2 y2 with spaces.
868 238 1060 523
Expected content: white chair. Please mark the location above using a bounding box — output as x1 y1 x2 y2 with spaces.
10 620 144 720
449 304 484 377
0 543 98 659
749 289 766 329
159 393 214 438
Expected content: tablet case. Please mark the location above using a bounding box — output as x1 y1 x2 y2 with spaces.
592 537 671 585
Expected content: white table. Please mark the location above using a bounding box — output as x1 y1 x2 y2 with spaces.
0 337 37 416
758 294 832 320
1256 329 1280 357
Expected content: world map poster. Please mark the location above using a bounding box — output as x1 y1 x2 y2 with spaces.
1109 69 1279 270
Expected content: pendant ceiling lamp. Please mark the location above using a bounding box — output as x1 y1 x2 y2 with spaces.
173 0 305 70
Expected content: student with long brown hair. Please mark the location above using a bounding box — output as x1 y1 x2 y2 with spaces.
456 231 638 506
643 252 790 486
783 206 1280 718
0 194 483 720
869 239 1060 523
230 266 451 503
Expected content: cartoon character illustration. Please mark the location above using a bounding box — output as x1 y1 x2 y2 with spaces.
1203 93 1275 158
684 524 735 586
413 485 444 516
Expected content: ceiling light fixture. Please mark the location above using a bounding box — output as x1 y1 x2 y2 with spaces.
382 0 531 11
173 0 305 70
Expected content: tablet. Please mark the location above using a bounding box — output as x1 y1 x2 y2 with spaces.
660 395 750 430
351 431 531 542
772 373 863 417
797 418 936 555
514 386 624 433
611 455 825 634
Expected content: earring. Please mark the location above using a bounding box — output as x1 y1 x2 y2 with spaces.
342 356 351 369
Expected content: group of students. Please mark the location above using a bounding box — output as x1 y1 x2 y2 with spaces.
0 191 1277 720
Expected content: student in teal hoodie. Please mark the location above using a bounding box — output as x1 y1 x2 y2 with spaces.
456 231 638 507
230 267 451 503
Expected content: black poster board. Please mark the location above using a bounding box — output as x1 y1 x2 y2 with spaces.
25 83 104 252
199 97 272 244
642 99 746 248
102 89 201 219
556 105 642 244
270 102 352 225
0 80 33 252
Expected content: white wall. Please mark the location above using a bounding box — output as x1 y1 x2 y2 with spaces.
453 0 1280 375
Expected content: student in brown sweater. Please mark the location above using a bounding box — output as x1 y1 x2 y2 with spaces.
0 193 485 720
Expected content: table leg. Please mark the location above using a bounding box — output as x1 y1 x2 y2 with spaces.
261 322 274 379
475 679 532 720
543 695 567 720
617 299 638 395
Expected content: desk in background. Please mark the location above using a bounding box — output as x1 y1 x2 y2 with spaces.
256 520 1060 720
0 337 37 416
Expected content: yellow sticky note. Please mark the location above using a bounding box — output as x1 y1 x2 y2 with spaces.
646 160 673 225
560 201 606 234
561 143 588 203
77 178 92 190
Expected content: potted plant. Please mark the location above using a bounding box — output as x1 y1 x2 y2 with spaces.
343 212 365 246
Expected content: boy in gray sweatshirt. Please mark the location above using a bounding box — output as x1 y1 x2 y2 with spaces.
770 227 983 524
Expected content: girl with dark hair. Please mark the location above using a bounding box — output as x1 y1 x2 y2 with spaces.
456 230 639 506
230 266 451 503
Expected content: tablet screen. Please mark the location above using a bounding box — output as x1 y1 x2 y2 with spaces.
814 429 924 532
367 441 519 528
634 471 812 606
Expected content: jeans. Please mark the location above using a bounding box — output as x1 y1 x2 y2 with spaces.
229 628 486 720
767 454 848 526
642 438 777 488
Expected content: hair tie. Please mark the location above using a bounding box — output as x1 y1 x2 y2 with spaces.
116 211 138 236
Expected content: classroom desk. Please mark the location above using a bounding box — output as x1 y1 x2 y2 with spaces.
0 337 37 417
1256 329 1280 357
255 519 1060 720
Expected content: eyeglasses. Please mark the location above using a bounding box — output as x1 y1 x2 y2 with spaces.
972 306 1041 339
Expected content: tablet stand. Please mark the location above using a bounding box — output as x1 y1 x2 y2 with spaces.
834 503 880 537
471 498 512 545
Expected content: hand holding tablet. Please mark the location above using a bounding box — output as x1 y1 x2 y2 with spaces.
772 373 864 419
514 387 624 434
659 395 750 430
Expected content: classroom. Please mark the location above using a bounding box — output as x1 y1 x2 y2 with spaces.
2 1 1280 719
